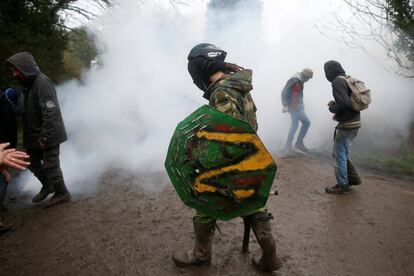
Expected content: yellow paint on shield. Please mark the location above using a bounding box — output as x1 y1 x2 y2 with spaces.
195 183 217 193
233 189 255 199
194 131 274 200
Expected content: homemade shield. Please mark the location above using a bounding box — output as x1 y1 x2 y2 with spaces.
165 105 277 221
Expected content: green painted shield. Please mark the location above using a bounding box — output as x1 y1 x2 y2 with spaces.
165 105 277 221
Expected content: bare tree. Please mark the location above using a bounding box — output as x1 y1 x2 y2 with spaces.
55 0 112 29
58 0 189 26
316 0 414 78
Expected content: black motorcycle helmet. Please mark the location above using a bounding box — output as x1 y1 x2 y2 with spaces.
187 43 227 61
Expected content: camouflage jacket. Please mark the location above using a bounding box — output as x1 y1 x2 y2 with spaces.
207 69 258 131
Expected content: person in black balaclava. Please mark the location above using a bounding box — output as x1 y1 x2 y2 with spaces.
187 43 244 99
324 60 362 194
172 43 283 274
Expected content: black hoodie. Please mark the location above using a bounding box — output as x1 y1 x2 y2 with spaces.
7 52 67 149
324 60 360 123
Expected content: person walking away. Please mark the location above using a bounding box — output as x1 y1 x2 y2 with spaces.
281 68 313 153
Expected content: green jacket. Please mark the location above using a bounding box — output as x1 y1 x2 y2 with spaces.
7 52 67 149
208 69 258 131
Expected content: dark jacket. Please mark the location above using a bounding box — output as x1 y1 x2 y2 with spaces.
324 60 360 124
0 90 17 148
281 73 304 111
7 52 67 149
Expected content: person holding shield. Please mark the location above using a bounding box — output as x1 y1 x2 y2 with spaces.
170 43 282 273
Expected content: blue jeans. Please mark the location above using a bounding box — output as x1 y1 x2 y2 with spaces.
285 108 310 148
333 128 359 188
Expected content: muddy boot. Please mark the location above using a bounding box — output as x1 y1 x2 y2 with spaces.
41 192 71 209
172 220 215 267
347 159 361 185
32 186 54 203
248 211 283 272
295 142 309 153
0 220 13 234
325 184 351 194
42 177 71 209
0 211 12 234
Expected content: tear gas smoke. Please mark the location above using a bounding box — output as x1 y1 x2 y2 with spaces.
18 0 414 195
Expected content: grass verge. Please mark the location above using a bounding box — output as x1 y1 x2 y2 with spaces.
354 153 414 176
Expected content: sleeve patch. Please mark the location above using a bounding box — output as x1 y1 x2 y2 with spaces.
46 100 56 109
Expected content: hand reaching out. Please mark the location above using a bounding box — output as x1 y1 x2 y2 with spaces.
0 143 30 170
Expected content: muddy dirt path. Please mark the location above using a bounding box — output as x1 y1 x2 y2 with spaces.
1 155 413 276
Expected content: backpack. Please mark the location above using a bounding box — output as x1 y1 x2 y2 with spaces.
338 76 371 111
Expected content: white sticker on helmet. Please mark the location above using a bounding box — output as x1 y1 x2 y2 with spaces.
207 51 222 58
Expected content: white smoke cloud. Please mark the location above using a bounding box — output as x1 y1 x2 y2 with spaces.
205 0 414 153
259 0 414 152
18 0 414 195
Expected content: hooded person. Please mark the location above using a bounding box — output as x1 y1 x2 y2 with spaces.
281 68 313 153
6 51 70 207
324 60 362 194
172 43 283 273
